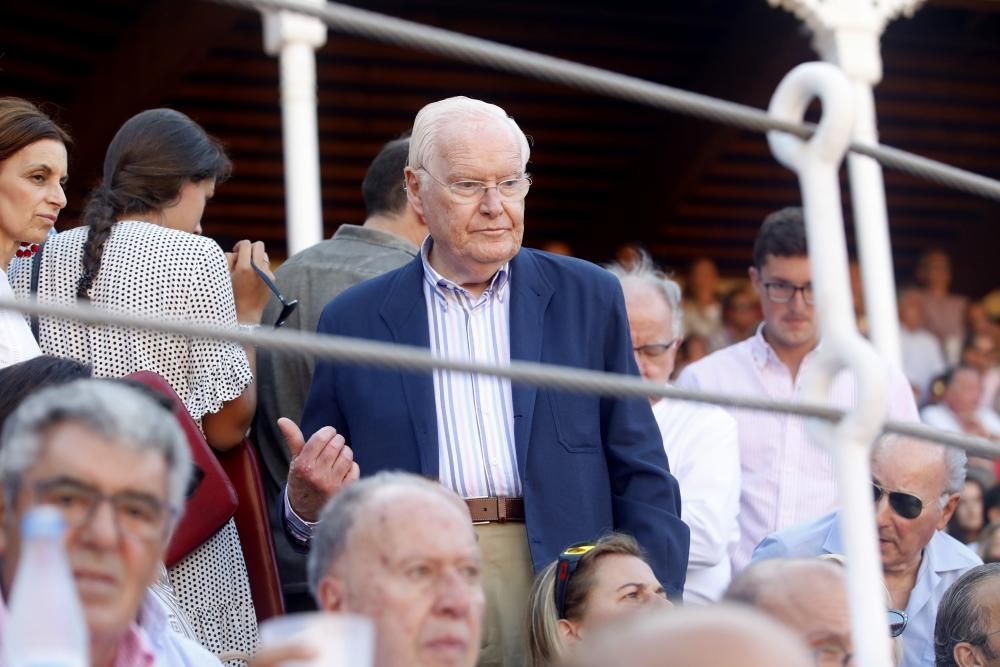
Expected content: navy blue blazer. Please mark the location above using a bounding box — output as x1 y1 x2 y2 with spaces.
301 248 690 595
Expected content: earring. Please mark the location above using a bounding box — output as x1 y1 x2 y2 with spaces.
15 242 40 259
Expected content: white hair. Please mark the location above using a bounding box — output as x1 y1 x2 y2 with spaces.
0 379 192 516
407 96 531 176
605 249 685 339
873 435 967 502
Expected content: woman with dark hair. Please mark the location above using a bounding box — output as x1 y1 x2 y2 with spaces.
0 98 69 367
0 355 91 428
9 108 271 665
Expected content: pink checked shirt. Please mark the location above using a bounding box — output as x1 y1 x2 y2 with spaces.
676 326 919 571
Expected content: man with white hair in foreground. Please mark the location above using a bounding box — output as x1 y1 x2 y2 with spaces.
306 471 485 667
0 379 219 666
754 436 981 667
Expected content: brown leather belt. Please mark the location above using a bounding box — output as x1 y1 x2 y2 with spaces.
465 496 525 523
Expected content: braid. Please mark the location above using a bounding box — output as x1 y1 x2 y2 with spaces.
76 188 118 300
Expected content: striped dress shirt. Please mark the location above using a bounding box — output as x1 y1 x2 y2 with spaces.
421 240 522 498
676 324 919 571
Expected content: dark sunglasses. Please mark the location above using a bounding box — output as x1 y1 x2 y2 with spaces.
888 608 908 638
873 482 925 520
250 258 299 328
554 542 595 620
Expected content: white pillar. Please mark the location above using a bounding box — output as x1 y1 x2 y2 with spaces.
263 0 327 255
767 0 927 366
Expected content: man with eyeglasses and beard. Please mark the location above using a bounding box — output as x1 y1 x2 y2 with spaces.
753 435 981 667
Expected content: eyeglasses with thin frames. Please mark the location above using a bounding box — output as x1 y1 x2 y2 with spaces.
30 476 174 541
634 339 678 359
418 167 532 203
873 481 945 520
250 258 299 328
762 281 815 305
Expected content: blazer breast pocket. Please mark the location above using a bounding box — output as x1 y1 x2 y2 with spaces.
547 392 602 453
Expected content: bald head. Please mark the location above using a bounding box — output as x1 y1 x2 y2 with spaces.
726 558 850 647
565 605 812 667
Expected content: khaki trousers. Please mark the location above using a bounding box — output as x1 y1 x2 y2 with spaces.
475 522 534 667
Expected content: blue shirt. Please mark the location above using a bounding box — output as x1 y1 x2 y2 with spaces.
753 511 982 667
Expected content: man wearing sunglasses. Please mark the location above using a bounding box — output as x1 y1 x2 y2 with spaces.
753 436 981 667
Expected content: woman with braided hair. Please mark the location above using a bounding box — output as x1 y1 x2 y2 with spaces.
9 107 272 665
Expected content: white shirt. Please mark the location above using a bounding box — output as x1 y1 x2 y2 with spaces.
921 403 1000 437
676 325 920 571
652 396 740 604
0 266 40 369
899 326 946 402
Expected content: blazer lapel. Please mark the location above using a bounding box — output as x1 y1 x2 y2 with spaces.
508 251 554 475
378 258 439 478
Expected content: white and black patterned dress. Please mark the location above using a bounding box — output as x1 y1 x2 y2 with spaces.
10 220 258 665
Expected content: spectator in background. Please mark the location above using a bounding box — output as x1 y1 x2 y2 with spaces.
608 251 740 604
900 287 949 404
253 137 423 611
976 521 1000 564
564 605 813 667
933 563 1000 667
948 477 986 547
984 485 1000 528
524 534 670 667
539 240 573 256
682 257 723 341
916 249 968 365
922 366 1000 483
677 208 919 572
0 355 90 427
754 435 979 667
961 332 999 413
614 242 643 270
706 283 761 352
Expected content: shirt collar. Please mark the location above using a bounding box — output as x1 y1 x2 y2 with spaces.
749 322 822 372
420 236 510 309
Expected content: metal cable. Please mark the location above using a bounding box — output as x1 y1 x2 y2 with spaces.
4 296 997 458
212 0 1000 202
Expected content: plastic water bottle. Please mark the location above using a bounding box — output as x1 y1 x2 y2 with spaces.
2 506 89 667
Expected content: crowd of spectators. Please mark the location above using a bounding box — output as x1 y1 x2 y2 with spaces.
1 92 999 667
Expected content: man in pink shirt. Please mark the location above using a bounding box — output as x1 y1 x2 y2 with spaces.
676 208 918 571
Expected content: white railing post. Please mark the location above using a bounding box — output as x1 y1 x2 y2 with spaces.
263 0 327 255
768 62 893 667
766 0 927 366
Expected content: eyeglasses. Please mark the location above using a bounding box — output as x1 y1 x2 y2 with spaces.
634 339 678 359
250 258 299 328
888 608 908 638
31 477 173 542
763 281 815 305
873 482 927 520
554 542 595 619
418 168 531 203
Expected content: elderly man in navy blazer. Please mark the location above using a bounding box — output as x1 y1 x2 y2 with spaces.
295 96 688 667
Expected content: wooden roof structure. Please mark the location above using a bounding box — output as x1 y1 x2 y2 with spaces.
2 0 997 292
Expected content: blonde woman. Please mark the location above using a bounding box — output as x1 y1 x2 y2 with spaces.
525 533 672 667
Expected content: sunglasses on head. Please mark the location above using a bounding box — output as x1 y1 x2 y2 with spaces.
250 258 299 328
554 543 595 620
873 482 925 520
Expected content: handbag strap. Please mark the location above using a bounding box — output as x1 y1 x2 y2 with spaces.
29 241 44 341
